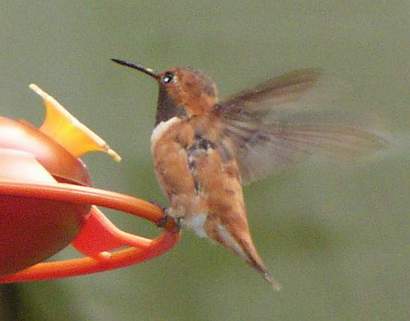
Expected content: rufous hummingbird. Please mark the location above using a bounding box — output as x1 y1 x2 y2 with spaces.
112 59 388 289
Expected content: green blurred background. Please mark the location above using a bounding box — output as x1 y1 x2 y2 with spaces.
1 1 409 320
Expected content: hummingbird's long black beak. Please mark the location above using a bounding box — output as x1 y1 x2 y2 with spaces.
111 58 159 80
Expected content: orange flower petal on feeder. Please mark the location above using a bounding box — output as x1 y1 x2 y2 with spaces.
0 85 179 283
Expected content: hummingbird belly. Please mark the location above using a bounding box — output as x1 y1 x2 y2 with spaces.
150 114 273 284
151 116 208 217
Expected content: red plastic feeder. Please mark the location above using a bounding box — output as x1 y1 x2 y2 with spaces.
0 84 180 283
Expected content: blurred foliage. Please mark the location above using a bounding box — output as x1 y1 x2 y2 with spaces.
1 1 410 321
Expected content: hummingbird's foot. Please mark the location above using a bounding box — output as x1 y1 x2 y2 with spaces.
175 216 183 229
149 200 173 228
156 213 171 228
149 199 166 211
156 210 183 232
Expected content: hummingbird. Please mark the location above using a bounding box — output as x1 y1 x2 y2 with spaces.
112 59 388 289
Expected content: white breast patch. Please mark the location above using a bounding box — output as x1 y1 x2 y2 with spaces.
150 117 181 152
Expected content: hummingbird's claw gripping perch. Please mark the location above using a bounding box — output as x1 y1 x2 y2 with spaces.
156 213 170 228
155 209 181 232
149 199 165 211
149 200 182 231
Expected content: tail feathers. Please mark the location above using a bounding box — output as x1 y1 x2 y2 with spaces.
244 242 282 291
215 223 281 290
263 271 282 291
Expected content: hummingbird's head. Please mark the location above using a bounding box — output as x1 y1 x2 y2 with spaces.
112 59 218 124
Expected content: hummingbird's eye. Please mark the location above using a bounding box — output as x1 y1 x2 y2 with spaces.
162 72 175 84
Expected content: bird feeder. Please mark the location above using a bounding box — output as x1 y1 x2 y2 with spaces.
0 84 179 283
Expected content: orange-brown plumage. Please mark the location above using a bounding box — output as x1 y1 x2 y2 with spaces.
158 67 217 116
112 59 388 289
150 112 277 287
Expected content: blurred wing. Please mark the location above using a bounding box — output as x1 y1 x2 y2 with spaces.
215 69 389 184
